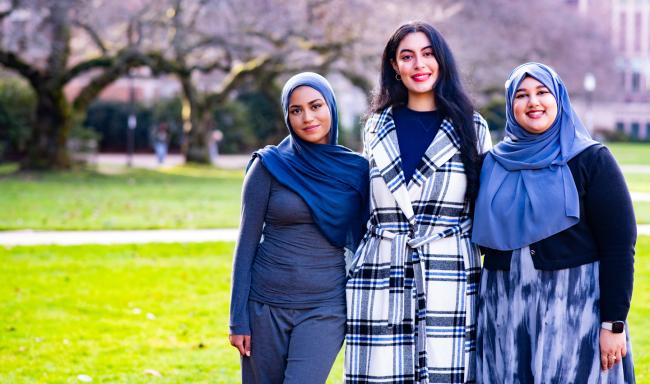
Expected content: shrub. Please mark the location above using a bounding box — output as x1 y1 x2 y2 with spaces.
0 77 36 160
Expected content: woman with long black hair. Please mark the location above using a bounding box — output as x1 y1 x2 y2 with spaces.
345 22 491 383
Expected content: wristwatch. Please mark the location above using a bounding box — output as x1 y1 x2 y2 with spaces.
601 321 625 333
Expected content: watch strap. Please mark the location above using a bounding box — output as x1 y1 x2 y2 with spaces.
601 321 625 333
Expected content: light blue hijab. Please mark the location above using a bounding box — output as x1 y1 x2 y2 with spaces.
472 62 598 250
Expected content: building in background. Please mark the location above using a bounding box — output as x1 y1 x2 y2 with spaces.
570 0 650 140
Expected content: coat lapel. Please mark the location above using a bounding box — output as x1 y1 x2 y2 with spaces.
366 107 415 221
410 118 461 187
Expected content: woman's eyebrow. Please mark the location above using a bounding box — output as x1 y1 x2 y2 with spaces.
289 98 322 109
516 83 549 93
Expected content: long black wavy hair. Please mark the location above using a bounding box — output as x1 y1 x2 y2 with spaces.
371 21 481 207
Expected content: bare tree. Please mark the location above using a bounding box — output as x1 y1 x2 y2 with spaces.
1 0 614 168
0 0 153 169
325 0 617 111
135 0 368 163
437 0 618 104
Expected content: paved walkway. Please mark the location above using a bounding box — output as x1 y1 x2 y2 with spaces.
1 156 647 246
0 229 239 246
91 153 251 170
1 226 649 246
622 165 650 174
631 192 650 202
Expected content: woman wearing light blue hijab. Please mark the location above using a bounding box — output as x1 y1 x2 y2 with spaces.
473 63 636 383
228 72 369 383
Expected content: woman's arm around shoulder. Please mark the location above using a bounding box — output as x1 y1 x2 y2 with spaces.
361 112 382 160
473 112 493 155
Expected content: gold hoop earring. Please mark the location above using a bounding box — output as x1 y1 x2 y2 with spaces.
395 73 401 81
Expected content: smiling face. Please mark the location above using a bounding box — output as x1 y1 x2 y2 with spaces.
512 76 558 134
391 32 439 106
287 86 332 144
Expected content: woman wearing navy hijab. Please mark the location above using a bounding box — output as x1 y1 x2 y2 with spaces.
473 63 636 383
228 72 369 383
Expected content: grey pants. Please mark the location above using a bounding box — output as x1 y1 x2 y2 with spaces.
242 300 346 384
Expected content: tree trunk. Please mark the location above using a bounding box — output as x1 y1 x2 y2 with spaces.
21 86 72 169
184 110 212 164
179 75 211 164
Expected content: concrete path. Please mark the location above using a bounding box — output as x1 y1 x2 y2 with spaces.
622 165 650 174
91 153 251 170
1 156 648 246
1 226 649 246
0 229 238 246
631 192 650 202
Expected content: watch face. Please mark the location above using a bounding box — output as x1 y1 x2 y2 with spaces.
612 321 625 333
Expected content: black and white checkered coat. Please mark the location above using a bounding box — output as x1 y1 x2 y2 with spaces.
345 107 492 383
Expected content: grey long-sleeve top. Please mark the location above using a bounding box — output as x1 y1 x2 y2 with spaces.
229 158 347 335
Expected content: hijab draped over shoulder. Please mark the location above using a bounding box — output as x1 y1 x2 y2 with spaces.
472 62 598 251
252 72 369 250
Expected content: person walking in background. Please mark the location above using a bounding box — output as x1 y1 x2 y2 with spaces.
152 122 169 165
209 129 223 165
473 62 636 383
345 22 491 383
228 72 369 384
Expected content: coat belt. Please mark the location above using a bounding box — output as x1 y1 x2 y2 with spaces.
366 219 471 381
369 219 471 326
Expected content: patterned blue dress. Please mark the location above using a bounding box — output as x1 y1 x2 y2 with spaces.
476 246 635 383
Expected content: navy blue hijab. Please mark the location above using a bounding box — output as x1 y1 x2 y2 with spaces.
472 62 598 250
253 72 369 250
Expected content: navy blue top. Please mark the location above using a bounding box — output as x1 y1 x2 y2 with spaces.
482 145 636 322
393 107 441 182
229 159 347 335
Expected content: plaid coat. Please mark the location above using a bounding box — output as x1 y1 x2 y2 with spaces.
345 107 492 384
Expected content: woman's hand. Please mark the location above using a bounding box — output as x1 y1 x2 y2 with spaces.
229 334 251 357
600 329 626 371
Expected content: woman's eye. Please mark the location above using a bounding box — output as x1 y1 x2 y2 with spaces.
290 109 301 115
515 94 526 99
423 51 433 57
400 55 412 61
312 104 322 110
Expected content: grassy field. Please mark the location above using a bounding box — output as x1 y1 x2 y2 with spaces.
0 165 243 231
0 141 649 231
0 242 344 383
608 142 650 166
0 143 649 382
1 239 648 383
623 172 650 193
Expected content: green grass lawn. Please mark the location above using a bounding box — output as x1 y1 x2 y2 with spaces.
0 242 344 383
1 143 650 232
1 239 649 383
607 142 650 165
0 165 244 231
624 172 650 193
634 202 650 224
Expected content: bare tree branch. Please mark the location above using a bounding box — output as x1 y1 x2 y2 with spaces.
204 53 273 109
0 49 42 85
72 20 108 54
45 1 72 78
71 49 150 111
62 56 115 84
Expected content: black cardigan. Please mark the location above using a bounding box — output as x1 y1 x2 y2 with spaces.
482 144 636 322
